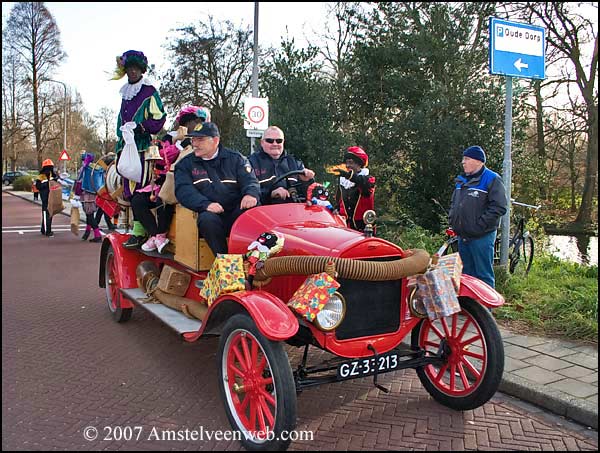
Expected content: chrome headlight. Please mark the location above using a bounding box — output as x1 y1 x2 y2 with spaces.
314 292 346 331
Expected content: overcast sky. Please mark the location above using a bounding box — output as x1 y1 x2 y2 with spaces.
2 2 333 120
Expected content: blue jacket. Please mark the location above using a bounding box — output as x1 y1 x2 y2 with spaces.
449 166 507 239
174 145 260 213
248 148 308 204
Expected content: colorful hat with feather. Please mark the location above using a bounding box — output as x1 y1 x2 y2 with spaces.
175 106 211 124
111 50 149 80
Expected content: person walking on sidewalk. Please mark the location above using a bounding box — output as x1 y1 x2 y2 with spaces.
32 179 39 201
35 159 60 237
76 152 103 243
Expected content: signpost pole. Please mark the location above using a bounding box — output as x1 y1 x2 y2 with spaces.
500 76 513 266
489 17 545 268
250 1 259 155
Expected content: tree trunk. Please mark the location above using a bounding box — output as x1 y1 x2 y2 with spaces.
575 103 598 225
534 80 546 199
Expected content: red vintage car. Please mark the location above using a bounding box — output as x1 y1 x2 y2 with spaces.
99 196 504 451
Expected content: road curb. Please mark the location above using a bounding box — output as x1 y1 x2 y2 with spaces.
500 373 598 430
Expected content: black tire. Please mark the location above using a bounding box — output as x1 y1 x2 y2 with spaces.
104 245 132 322
411 297 504 411
509 236 534 276
218 313 297 451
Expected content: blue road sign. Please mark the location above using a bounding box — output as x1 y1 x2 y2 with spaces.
489 18 546 80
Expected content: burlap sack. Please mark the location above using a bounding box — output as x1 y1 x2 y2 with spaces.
47 180 64 217
70 207 80 235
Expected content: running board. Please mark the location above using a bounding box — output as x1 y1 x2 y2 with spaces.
120 287 202 335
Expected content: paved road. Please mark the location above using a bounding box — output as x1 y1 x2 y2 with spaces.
2 192 597 450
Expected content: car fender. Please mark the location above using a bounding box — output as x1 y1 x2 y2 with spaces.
189 291 299 342
459 274 505 308
99 234 143 309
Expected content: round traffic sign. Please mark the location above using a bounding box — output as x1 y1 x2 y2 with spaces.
247 105 265 124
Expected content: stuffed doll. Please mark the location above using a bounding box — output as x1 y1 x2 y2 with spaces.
245 231 285 285
306 183 334 212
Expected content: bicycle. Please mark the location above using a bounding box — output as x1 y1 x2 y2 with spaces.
495 200 540 276
435 198 540 276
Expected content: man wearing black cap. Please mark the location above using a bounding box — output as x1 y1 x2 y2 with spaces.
174 122 260 255
449 145 507 288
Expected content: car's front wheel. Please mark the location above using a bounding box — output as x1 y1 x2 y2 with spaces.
411 297 504 411
218 313 297 451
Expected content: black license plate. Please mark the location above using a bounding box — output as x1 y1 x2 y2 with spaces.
337 351 401 380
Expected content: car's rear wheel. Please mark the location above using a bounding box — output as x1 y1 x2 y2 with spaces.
218 313 297 451
411 297 504 410
104 245 132 322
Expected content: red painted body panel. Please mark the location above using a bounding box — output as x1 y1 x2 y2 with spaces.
459 274 505 307
184 290 299 342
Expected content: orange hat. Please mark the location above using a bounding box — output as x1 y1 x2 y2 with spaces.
42 158 54 167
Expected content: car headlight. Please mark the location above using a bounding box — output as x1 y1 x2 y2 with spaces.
314 292 346 331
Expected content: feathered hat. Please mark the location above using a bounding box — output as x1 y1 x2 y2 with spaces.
111 50 149 80
175 106 211 124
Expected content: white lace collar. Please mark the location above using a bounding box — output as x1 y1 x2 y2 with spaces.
119 76 153 101
340 168 369 189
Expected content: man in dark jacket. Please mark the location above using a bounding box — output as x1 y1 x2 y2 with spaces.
174 122 260 255
36 158 60 237
449 145 507 288
249 126 315 205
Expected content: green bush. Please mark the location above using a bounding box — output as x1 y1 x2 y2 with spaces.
12 175 34 191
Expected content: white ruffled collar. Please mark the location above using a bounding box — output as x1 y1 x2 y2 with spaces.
340 168 369 189
119 76 153 101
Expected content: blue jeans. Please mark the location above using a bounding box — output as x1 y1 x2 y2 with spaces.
458 231 496 288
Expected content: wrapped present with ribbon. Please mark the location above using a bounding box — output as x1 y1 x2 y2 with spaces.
437 252 463 291
288 272 340 322
415 266 461 320
199 254 246 306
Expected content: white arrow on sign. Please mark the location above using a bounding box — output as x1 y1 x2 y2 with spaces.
514 58 529 72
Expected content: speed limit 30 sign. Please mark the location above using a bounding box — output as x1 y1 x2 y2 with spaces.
244 97 269 130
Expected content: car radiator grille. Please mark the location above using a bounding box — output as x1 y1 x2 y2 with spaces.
335 276 402 341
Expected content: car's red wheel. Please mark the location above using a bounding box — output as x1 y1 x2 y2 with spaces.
411 297 503 410
104 245 132 322
218 313 296 451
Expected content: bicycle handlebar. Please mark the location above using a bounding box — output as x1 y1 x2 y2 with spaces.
511 199 541 210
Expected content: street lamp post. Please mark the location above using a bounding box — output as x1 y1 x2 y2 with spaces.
47 79 68 174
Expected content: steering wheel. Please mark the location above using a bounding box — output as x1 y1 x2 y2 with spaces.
269 169 313 204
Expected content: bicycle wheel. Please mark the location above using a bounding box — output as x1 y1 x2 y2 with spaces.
509 236 534 276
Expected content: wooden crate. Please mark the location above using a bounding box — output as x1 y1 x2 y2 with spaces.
174 205 215 271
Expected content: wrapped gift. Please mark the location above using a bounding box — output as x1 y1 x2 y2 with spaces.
437 253 463 291
288 273 340 322
415 267 461 320
199 254 246 306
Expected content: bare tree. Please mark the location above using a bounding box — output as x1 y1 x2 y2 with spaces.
524 2 598 225
95 107 117 155
159 17 254 143
4 2 66 168
1 42 30 171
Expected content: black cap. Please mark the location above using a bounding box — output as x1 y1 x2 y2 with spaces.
186 122 220 138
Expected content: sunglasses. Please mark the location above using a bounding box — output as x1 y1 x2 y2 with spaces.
264 138 283 144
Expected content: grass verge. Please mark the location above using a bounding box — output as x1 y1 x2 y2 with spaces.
379 225 598 344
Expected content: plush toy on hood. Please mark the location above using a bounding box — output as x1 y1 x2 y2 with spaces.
306 182 333 212
245 231 285 285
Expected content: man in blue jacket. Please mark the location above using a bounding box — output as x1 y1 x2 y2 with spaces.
249 126 315 205
174 122 260 255
449 146 507 288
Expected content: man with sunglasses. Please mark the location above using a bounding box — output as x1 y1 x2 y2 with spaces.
249 126 315 204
